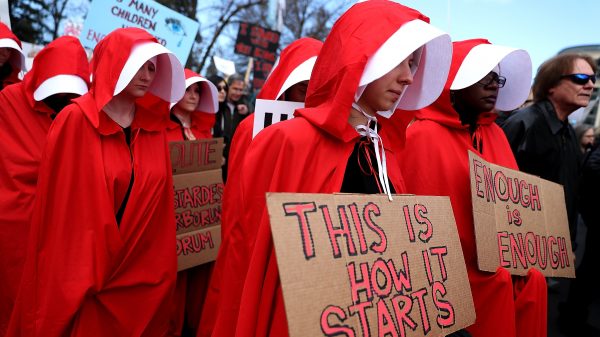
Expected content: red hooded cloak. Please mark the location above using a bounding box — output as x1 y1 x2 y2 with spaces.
208 2 449 336
400 39 547 337
197 37 322 337
6 28 180 337
0 36 90 335
166 69 218 142
0 23 25 90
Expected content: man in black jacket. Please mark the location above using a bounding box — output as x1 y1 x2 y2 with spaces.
502 53 596 246
502 53 598 336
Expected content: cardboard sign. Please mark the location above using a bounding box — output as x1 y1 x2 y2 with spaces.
234 22 280 63
173 170 223 235
170 138 224 270
267 193 475 337
469 151 575 278
252 99 303 138
80 0 199 64
169 138 223 175
176 225 221 271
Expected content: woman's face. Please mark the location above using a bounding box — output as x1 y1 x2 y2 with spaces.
124 60 156 98
0 48 11 67
453 71 502 114
357 53 414 115
217 80 227 102
176 82 201 113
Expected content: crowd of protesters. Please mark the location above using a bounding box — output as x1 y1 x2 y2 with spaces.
1 0 599 336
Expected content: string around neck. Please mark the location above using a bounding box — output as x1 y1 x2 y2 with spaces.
351 102 393 201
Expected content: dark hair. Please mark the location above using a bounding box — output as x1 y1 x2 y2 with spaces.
208 74 227 92
532 54 597 102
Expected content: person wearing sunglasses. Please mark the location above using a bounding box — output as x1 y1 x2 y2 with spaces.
400 39 545 337
209 75 228 105
501 54 598 336
501 53 596 251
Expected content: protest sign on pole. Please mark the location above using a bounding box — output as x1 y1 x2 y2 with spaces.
252 99 303 138
469 150 575 278
234 22 280 89
267 193 475 337
170 138 224 271
80 0 199 64
252 58 276 89
234 22 280 62
213 55 236 77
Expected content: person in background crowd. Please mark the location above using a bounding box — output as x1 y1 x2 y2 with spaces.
575 123 596 154
502 54 597 249
163 68 218 337
212 1 453 336
213 73 249 181
560 139 600 336
0 35 90 337
399 39 546 337
167 69 218 141
208 75 227 108
197 37 323 337
6 27 185 337
0 22 26 90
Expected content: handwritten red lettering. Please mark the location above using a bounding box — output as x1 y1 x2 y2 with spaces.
283 202 318 260
432 281 455 328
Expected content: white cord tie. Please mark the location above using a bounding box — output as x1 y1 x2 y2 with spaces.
352 102 393 201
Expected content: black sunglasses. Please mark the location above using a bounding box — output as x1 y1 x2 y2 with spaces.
561 73 596 85
217 85 227 91
477 73 506 88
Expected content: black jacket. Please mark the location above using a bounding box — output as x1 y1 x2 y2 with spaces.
501 100 581 239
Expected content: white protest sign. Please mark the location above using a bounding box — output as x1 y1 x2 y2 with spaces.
213 55 236 77
252 99 303 138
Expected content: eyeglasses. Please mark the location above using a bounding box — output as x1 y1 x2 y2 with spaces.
561 73 597 85
217 85 226 92
477 73 506 88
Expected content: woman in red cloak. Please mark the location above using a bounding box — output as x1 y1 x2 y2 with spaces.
167 68 219 142
208 1 453 336
0 22 26 90
165 68 219 337
6 27 185 337
399 39 547 337
197 37 323 337
0 35 90 337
